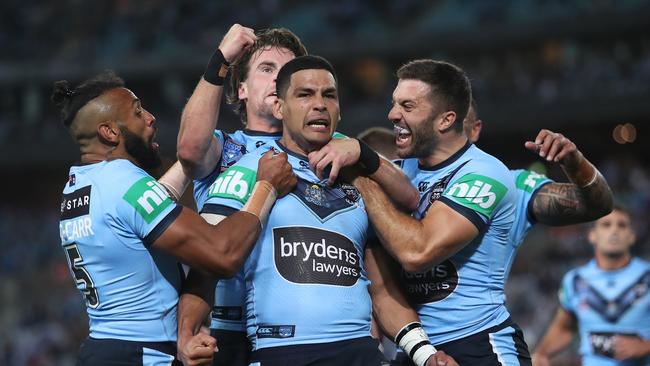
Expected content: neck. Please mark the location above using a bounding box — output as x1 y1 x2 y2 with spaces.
418 133 468 168
279 133 323 158
594 251 632 271
246 114 282 133
79 142 113 164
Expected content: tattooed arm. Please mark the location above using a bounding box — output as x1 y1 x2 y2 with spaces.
525 129 613 225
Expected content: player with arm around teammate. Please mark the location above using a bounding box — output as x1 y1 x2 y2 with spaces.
53 71 296 366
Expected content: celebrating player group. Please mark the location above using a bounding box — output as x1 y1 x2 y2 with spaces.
55 23 650 366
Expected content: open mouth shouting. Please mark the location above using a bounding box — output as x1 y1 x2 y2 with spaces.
394 124 412 148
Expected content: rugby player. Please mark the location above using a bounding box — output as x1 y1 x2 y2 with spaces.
533 206 650 366
181 55 457 366
53 71 296 365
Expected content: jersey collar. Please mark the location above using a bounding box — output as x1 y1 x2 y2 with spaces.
418 140 472 171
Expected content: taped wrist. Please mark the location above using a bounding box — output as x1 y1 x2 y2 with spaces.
203 49 230 86
396 322 437 366
158 163 191 201
357 139 380 175
242 181 277 228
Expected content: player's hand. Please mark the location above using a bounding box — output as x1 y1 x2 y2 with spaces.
257 150 297 197
218 24 256 63
531 353 552 366
613 335 650 360
426 350 459 366
177 332 217 366
308 138 361 185
524 129 584 170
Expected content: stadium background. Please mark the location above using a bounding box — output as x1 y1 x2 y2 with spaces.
1 1 649 365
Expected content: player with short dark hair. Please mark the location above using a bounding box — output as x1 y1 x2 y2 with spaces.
53 70 296 366
181 55 457 366
353 59 532 365
533 206 650 366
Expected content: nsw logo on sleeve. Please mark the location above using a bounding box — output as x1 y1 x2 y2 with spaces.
515 170 548 193
208 166 256 204
273 226 361 286
123 177 173 224
402 260 458 303
443 173 507 217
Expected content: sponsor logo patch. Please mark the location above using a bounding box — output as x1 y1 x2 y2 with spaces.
61 185 91 220
273 226 361 286
256 325 295 339
443 173 507 217
402 260 459 303
123 177 173 224
208 166 257 204
515 170 547 193
589 331 639 358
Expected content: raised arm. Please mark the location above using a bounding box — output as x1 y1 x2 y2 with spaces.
308 138 419 211
177 24 256 179
366 243 458 366
525 129 613 225
532 307 577 366
355 177 477 273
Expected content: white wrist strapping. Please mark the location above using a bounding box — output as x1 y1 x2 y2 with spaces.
396 322 437 366
158 162 191 201
242 181 277 229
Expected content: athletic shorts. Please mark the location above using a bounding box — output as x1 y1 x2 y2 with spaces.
210 329 251 366
249 336 387 366
392 318 531 366
77 337 181 366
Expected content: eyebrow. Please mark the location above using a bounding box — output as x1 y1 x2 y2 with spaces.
132 98 141 107
257 61 277 69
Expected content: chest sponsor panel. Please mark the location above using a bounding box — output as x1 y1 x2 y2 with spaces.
273 226 361 286
402 260 458 304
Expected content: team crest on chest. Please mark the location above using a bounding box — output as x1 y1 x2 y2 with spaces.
416 161 469 219
221 138 246 171
291 178 359 222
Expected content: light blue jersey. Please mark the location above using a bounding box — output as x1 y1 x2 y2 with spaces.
203 140 372 350
192 129 282 333
398 142 517 345
560 258 650 366
59 159 182 342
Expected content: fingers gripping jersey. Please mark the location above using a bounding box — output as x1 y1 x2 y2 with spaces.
399 142 517 345
559 258 650 366
202 141 372 350
59 159 182 341
192 129 282 333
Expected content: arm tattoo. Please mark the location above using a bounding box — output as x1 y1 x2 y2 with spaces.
532 174 613 226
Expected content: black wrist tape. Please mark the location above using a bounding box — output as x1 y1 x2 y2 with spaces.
358 139 381 175
203 49 230 86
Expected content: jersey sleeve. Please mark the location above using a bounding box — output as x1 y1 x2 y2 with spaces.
200 152 260 216
512 169 553 224
106 160 181 247
558 271 576 314
439 160 515 232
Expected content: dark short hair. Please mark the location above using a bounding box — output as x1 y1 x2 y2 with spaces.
226 28 307 124
397 60 471 132
51 70 124 127
276 55 337 99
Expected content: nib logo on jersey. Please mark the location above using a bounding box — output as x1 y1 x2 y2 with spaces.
402 260 459 303
123 177 173 223
444 173 507 217
208 166 256 204
273 226 361 286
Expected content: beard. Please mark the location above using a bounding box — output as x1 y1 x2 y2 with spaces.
398 113 439 159
120 126 162 171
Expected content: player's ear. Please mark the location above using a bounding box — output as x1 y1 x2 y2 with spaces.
97 120 120 146
438 111 457 131
238 81 248 101
272 98 284 120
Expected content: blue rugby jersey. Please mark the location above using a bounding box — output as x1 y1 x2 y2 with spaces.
202 140 372 350
59 159 182 341
191 129 282 333
560 258 650 366
398 142 517 345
